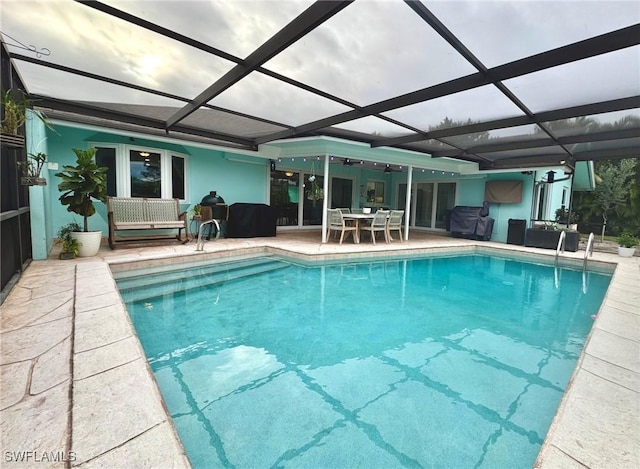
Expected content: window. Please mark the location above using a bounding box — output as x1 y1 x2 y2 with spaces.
366 181 384 204
535 183 549 220
93 144 187 201
131 150 161 197
95 147 117 197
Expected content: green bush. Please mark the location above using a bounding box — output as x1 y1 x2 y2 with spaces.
617 233 639 248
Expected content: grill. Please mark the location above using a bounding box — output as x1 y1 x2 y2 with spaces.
199 191 228 239
200 191 227 220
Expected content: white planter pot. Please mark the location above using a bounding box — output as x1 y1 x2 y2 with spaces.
70 231 103 257
617 246 636 258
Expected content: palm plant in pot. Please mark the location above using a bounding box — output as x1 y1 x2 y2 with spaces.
617 233 638 258
55 147 108 257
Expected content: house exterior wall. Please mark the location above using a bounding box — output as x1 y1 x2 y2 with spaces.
27 120 578 256
38 124 269 257
484 173 536 244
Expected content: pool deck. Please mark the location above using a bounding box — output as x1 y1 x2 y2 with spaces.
1 231 638 468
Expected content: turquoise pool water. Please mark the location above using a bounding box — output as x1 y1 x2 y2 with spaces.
118 254 612 468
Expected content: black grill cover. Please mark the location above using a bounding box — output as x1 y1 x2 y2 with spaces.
226 203 277 238
449 203 494 240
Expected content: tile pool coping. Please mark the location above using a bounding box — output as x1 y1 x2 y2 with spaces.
1 236 637 467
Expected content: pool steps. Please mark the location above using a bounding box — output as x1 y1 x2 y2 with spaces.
115 257 289 302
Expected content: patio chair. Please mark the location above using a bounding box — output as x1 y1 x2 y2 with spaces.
362 210 390 245
351 208 363 214
337 208 351 214
327 208 358 244
387 210 404 242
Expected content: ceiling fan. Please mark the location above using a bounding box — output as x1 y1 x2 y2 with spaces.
383 164 402 173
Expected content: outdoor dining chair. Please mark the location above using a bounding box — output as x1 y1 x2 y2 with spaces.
337 208 351 214
387 210 404 242
362 210 390 245
327 208 358 244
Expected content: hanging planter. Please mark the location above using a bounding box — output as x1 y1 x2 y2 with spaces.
21 176 47 186
19 152 47 186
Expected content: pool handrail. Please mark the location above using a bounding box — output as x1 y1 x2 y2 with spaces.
195 219 220 251
583 232 595 270
555 230 566 263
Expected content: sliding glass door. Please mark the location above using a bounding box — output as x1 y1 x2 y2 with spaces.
399 181 456 229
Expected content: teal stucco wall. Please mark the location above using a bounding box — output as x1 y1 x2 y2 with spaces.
41 124 269 254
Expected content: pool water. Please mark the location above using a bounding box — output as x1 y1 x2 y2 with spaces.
118 254 611 468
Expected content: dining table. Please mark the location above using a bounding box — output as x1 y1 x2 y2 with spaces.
340 213 379 244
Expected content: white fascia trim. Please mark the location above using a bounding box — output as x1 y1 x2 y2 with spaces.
49 118 264 158
261 136 479 173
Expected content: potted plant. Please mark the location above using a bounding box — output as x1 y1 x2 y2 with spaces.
192 203 202 220
1 89 27 136
617 233 638 257
56 222 82 259
555 207 579 231
2 89 57 147
19 152 47 186
55 147 108 257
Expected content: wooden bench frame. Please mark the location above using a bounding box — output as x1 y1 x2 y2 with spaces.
107 197 189 249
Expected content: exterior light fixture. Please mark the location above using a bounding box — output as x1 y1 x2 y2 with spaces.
285 171 294 177
140 151 150 157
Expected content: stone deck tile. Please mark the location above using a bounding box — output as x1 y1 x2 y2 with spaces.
0 261 74 468
70 265 190 468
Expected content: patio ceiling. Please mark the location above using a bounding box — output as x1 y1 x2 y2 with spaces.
2 0 639 171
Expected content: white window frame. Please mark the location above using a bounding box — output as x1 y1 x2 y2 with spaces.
91 143 188 202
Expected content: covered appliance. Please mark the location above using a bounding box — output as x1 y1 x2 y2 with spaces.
448 202 494 240
199 191 228 238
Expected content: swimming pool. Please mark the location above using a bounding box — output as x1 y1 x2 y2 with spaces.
117 253 611 468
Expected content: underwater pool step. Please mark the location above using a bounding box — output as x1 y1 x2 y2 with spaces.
117 259 289 303
115 256 278 289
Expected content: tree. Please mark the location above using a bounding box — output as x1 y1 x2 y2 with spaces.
593 159 637 240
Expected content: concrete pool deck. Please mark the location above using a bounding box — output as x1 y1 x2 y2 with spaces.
1 231 638 468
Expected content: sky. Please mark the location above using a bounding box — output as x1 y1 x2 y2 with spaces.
1 0 639 140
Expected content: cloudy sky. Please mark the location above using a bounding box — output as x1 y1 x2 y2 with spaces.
1 0 639 138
